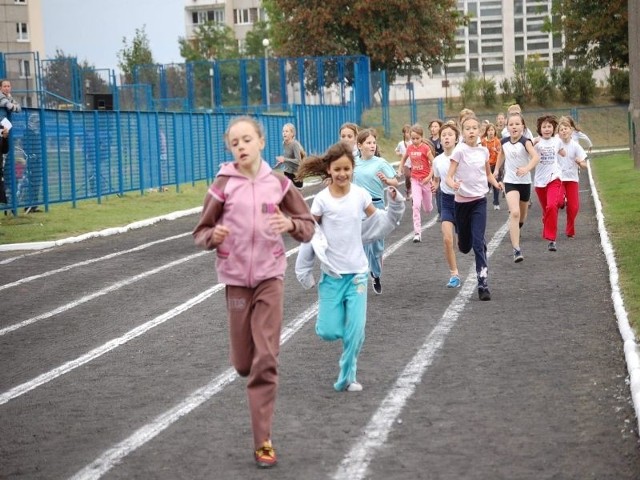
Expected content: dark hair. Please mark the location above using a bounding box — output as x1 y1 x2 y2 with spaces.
536 115 558 136
296 141 354 181
440 122 460 141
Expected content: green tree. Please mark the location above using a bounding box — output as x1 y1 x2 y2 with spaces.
262 0 462 84
178 22 239 61
550 0 628 68
117 26 156 85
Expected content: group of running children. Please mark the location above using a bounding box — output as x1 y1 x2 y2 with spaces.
191 109 591 468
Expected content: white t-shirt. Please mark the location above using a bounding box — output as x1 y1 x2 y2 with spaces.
310 184 372 274
501 135 533 185
534 136 563 187
558 139 586 182
450 142 490 200
433 152 455 195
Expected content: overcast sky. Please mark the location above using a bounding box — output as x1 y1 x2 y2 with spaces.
42 0 185 72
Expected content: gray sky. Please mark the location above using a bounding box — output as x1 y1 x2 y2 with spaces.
42 0 185 73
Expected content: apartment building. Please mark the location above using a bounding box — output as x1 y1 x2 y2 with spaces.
182 0 568 100
184 0 265 52
0 0 44 107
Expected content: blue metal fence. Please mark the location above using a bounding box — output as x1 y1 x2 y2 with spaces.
0 104 352 215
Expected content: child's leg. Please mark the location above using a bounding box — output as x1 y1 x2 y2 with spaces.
537 179 562 241
505 187 522 248
454 201 472 254
564 181 580 237
410 177 423 234
421 181 434 214
333 273 368 391
228 279 284 449
364 199 385 277
469 198 489 288
316 272 347 341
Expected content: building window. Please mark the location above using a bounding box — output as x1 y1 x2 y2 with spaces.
14 0 27 4
514 18 524 33
234 8 260 25
16 22 29 41
19 59 31 78
193 9 224 25
515 37 524 52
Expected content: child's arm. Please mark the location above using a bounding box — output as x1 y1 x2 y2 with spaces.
485 162 501 190
397 152 408 176
521 140 540 176
445 160 459 191
193 180 228 250
361 187 406 243
278 187 316 243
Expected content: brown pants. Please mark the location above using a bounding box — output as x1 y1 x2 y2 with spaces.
226 278 283 449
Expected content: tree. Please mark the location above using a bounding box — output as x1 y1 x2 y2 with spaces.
178 22 239 61
550 0 628 68
117 26 156 85
262 0 462 84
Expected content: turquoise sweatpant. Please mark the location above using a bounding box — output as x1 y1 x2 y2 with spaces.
316 272 368 391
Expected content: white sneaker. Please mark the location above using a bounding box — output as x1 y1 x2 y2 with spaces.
413 233 421 243
493 205 500 210
346 382 363 392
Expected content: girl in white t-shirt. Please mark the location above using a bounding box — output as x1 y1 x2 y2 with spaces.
494 112 539 263
446 115 502 301
533 115 565 252
295 141 403 392
557 116 588 238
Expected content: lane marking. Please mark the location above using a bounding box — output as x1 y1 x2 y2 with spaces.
0 233 191 291
0 251 207 336
333 221 509 480
68 221 432 480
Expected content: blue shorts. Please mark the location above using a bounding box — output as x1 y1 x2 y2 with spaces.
440 192 456 224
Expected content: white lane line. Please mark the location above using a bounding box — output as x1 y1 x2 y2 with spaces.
333 221 509 480
0 251 207 336
0 247 299 404
68 222 428 480
0 233 191 292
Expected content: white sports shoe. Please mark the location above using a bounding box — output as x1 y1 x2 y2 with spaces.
413 233 421 243
346 382 363 392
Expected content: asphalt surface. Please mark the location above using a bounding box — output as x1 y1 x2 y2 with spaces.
1 172 639 480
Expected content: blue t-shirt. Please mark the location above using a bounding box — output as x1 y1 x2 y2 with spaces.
353 156 396 201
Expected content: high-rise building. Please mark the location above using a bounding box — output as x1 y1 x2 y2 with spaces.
0 0 44 107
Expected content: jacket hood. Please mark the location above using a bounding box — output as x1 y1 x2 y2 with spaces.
217 159 273 180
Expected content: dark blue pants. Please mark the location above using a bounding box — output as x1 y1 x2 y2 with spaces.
455 197 489 289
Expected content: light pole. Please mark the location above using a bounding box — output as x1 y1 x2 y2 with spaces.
262 38 270 108
209 66 214 110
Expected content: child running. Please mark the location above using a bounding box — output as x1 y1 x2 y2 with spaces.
395 123 412 199
339 122 360 158
295 141 405 392
275 122 305 188
431 122 461 288
397 123 435 243
557 116 588 238
353 128 399 294
192 116 315 469
481 122 502 210
494 112 539 263
533 114 565 252
446 114 502 301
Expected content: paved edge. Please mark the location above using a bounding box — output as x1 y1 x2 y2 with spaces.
587 162 640 433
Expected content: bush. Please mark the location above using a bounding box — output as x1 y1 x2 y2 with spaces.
459 71 481 107
500 78 512 104
609 69 630 103
556 67 597 104
480 77 497 107
526 59 554 106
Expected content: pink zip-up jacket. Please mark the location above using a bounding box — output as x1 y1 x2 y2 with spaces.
193 160 314 288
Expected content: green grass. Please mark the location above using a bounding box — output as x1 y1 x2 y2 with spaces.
590 153 640 334
0 181 210 245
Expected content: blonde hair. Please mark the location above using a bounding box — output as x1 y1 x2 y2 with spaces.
224 116 264 146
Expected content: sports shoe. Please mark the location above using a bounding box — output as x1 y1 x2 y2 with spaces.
548 241 557 252
513 249 524 263
346 382 363 392
478 288 492 301
372 276 382 294
446 275 461 288
493 204 500 210
413 233 421 243
255 440 277 468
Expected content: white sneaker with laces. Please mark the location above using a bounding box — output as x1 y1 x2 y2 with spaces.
413 233 421 243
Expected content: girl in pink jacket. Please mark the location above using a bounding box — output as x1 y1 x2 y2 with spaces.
193 116 314 468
